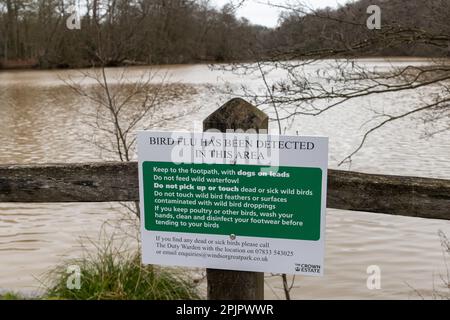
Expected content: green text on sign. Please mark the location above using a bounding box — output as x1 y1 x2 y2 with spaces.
143 161 322 241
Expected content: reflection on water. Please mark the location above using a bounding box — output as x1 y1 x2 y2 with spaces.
0 59 449 299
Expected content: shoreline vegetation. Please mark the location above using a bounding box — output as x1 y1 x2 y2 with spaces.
42 252 201 300
0 56 448 72
1 0 449 71
0 240 202 300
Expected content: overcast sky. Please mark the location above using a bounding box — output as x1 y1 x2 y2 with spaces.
213 0 353 27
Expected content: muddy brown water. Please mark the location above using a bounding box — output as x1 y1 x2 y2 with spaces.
0 59 449 299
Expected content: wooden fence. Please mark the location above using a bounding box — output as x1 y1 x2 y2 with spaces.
0 161 449 220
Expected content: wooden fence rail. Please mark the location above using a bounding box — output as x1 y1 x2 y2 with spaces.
0 161 449 220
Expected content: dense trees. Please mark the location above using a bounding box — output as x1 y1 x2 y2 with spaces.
1 0 449 69
0 0 269 68
269 0 450 58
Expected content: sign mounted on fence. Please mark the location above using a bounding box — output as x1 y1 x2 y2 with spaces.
138 130 328 275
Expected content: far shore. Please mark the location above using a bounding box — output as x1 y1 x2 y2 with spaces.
0 56 447 72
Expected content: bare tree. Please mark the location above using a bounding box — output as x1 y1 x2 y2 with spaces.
62 66 199 217
219 0 450 165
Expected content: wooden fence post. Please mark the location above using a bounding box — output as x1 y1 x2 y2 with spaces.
203 98 268 300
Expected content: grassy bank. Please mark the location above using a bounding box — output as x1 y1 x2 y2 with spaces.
42 244 200 300
1 250 200 300
0 292 23 300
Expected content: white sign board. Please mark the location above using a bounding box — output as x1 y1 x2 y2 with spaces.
138 131 328 275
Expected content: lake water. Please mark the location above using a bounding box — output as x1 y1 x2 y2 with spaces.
0 59 449 299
